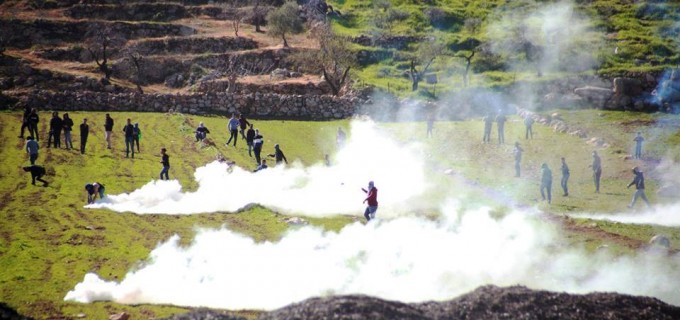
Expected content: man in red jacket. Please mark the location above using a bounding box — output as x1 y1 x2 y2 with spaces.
362 181 378 222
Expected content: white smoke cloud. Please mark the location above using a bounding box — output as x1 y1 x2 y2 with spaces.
573 202 680 227
87 120 428 217
65 201 680 310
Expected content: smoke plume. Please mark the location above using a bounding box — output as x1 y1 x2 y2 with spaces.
87 120 428 217
65 201 680 310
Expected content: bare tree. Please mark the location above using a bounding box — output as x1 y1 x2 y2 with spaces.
125 51 144 94
296 24 355 96
409 40 446 91
455 38 481 87
266 0 304 48
85 26 125 80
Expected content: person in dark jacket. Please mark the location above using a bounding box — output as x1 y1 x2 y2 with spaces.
23 165 48 187
246 124 255 157
104 114 114 149
524 116 534 140
122 118 135 158
496 111 507 144
195 122 210 142
540 163 552 204
238 114 251 140
362 181 378 221
80 118 89 154
253 129 264 165
160 148 170 180
19 106 31 138
48 111 63 148
27 108 39 141
85 182 105 204
627 167 650 208
482 113 493 143
62 113 74 150
254 159 268 172
268 144 288 165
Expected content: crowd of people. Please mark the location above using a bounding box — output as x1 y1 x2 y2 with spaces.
491 113 650 209
15 106 650 218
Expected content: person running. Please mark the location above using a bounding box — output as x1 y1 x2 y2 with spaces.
18 106 31 138
627 167 651 208
27 108 40 141
496 111 507 144
268 144 288 165
483 113 493 143
238 114 251 140
48 111 63 148
79 118 89 155
246 124 255 157
104 114 114 149
254 159 268 172
85 182 105 204
560 157 570 196
524 116 534 140
540 163 552 204
133 123 141 153
591 151 602 193
122 119 135 158
195 122 210 142
62 113 74 150
25 136 39 165
633 132 644 159
23 165 48 187
253 129 264 165
362 181 378 222
513 142 523 177
160 148 170 180
226 114 239 147
336 127 346 148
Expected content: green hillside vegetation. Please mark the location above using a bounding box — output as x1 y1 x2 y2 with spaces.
328 0 680 96
1 109 679 318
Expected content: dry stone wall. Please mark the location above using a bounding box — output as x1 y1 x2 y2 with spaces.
17 91 362 119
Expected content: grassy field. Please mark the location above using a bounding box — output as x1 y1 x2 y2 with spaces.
0 109 679 318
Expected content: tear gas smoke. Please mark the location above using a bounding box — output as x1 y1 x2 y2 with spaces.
65 202 680 310
573 202 680 227
87 120 427 217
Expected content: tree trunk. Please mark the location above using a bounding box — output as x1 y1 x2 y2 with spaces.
282 33 289 48
410 60 419 91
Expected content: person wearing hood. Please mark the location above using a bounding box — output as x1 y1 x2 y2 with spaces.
268 144 288 165
195 122 210 142
540 163 552 204
627 167 650 208
362 181 378 222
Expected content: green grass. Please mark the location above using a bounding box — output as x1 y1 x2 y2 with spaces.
1 110 679 318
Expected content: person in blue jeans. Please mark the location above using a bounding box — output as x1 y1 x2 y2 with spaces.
122 118 135 158
160 148 170 180
226 114 240 147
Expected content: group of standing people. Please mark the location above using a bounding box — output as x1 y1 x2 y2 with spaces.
483 110 507 144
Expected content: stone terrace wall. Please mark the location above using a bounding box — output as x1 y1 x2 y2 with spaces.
66 3 190 22
0 19 196 49
127 36 258 55
17 91 361 119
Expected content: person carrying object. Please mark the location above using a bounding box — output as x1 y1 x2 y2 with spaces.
627 166 650 208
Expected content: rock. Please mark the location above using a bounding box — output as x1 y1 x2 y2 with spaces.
109 312 129 320
613 77 642 96
649 235 670 249
573 86 612 101
284 217 308 225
